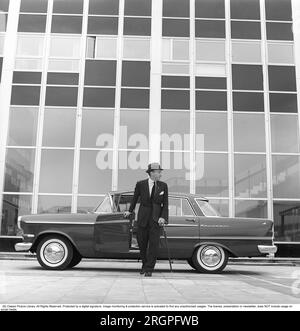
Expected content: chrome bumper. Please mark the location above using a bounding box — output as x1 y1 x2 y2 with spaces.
15 242 32 252
258 245 277 254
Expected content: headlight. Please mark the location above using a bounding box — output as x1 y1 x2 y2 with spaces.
17 216 22 230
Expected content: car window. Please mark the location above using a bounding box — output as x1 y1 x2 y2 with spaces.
94 195 112 213
169 197 195 216
113 194 140 214
182 198 195 216
196 199 220 217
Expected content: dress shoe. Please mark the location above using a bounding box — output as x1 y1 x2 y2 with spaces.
144 271 152 277
140 267 146 275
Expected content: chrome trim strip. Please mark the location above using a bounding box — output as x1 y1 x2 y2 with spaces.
274 242 300 245
199 236 273 241
166 224 198 227
23 221 95 225
258 245 278 254
15 242 32 252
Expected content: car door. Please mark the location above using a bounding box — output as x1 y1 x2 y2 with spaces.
159 196 200 259
94 194 132 254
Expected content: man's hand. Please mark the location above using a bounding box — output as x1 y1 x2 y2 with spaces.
124 211 131 218
158 218 166 226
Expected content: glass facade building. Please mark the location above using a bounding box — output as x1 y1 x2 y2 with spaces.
0 0 300 252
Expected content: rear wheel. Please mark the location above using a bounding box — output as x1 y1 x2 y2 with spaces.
36 235 73 270
67 251 82 269
187 257 196 270
192 244 228 273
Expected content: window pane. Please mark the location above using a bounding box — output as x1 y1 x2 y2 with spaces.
79 150 112 194
16 35 45 56
196 91 227 110
20 0 48 13
18 14 47 33
96 37 117 58
168 198 182 216
195 76 226 89
119 110 149 149
10 86 41 105
195 0 225 18
268 65 296 92
124 0 151 16
195 63 226 76
265 0 292 21
81 109 114 148
0 35 4 54
15 58 43 71
268 43 294 64
232 41 261 63
207 199 229 217
161 90 190 110
47 72 79 85
196 40 225 62
266 23 293 41
48 59 80 72
231 21 261 39
195 20 225 38
49 36 81 58
37 195 72 214
89 0 119 15
230 0 260 20
233 113 266 152
232 64 263 90
87 16 118 35
7 107 38 146
273 201 300 242
123 38 150 59
234 154 267 198
271 114 300 153
235 200 268 218
163 62 190 75
122 61 150 87
1 194 32 236
123 17 151 36
51 15 82 34
53 0 83 14
77 196 104 213
182 199 195 216
121 88 149 108
4 148 35 192
118 151 149 190
161 111 190 150
173 40 189 60
163 0 190 18
84 60 116 86
161 151 191 193
13 71 42 84
162 19 190 37
162 75 190 88
233 92 264 112
269 93 298 113
42 108 76 147
45 87 78 107
195 112 228 151
39 150 74 193
195 153 229 197
83 88 115 107
273 155 300 199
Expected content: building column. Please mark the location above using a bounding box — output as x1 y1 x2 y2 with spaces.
0 0 21 233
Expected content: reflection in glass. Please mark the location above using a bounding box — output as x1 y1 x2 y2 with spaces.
81 109 114 148
42 108 76 147
196 40 225 62
77 196 105 213
79 150 113 194
161 151 190 193
232 41 261 63
235 200 268 218
4 148 35 192
273 201 300 242
37 195 72 214
1 194 32 236
271 114 300 153
234 154 267 198
195 112 228 151
195 153 229 197
39 150 74 193
207 199 229 217
7 107 38 146
233 113 266 152
272 155 300 199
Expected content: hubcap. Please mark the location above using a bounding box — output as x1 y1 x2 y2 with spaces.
200 246 222 267
44 242 65 264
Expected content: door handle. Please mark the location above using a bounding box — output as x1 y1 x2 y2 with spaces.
185 218 196 222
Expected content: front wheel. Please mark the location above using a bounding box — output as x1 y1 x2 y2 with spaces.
36 235 74 270
191 244 228 273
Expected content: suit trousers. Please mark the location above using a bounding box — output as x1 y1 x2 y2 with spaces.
137 219 162 272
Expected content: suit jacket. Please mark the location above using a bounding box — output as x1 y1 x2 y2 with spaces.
128 179 169 227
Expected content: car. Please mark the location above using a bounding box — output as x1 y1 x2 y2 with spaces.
15 191 277 273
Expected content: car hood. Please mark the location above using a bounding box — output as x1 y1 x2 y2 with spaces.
20 212 98 223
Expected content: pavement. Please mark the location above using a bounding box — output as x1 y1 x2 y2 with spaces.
1 259 300 305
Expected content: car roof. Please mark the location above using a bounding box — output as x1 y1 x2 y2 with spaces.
108 190 208 201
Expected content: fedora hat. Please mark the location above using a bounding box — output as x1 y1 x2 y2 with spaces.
146 162 163 174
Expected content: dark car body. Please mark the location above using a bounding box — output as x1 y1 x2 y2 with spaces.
15 191 277 271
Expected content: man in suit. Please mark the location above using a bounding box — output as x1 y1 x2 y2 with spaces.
124 163 169 277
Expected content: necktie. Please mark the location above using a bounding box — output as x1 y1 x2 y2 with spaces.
150 181 155 201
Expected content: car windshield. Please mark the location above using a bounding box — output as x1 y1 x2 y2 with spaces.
112 193 139 213
195 199 220 217
93 195 112 213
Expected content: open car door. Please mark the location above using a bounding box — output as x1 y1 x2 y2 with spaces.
94 194 134 254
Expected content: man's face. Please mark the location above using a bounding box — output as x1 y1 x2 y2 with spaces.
150 170 162 181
